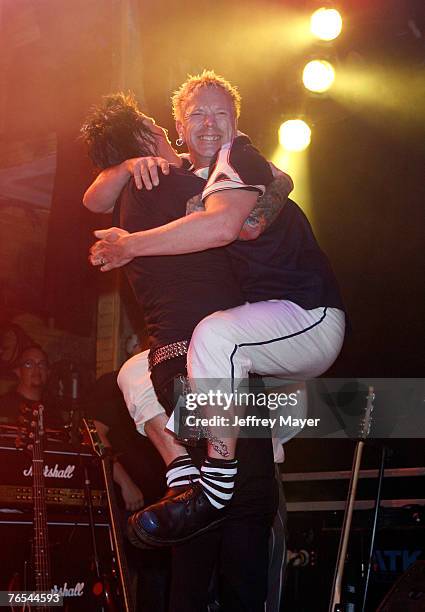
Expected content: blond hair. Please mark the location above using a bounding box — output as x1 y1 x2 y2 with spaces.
172 69 241 122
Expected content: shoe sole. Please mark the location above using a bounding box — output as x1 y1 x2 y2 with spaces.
127 514 226 549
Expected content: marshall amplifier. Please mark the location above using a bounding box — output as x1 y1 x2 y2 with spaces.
0 436 104 488
0 519 114 611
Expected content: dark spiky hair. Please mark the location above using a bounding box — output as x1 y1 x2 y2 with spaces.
81 92 158 169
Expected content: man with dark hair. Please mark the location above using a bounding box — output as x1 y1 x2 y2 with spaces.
81 91 284 611
82 93 182 178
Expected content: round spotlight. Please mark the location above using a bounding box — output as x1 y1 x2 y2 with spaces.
279 120 311 152
311 8 342 41
302 60 335 93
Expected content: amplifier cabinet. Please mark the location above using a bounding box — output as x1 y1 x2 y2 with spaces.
0 519 114 611
0 440 104 490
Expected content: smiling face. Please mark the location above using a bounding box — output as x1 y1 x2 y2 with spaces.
176 86 237 169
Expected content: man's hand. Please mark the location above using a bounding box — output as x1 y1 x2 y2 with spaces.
83 155 177 213
126 156 171 190
119 479 145 512
90 227 133 271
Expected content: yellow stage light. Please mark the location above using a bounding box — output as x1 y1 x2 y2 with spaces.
302 59 335 93
310 8 342 41
279 120 311 152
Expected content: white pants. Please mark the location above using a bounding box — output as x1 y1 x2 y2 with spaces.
117 301 345 448
117 350 164 436
188 301 345 382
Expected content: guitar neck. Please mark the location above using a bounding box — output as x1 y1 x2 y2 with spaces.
84 418 134 612
101 453 134 612
32 409 51 594
328 386 375 612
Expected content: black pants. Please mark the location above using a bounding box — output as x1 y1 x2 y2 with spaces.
151 357 278 611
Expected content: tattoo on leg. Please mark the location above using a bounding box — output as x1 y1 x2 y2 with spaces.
202 427 229 458
178 375 229 457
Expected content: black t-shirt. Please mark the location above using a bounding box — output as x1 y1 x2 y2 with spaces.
85 372 165 506
0 389 63 429
204 136 345 311
119 167 244 349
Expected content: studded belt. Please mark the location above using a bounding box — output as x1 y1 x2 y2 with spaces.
148 339 189 370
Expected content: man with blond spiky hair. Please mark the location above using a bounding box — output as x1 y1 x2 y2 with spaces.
87 70 345 609
172 69 242 117
82 87 293 611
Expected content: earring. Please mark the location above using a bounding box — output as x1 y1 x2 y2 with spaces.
176 135 184 147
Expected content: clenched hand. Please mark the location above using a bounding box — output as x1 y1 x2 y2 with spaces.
90 227 133 271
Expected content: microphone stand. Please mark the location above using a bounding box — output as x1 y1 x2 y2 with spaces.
71 374 107 611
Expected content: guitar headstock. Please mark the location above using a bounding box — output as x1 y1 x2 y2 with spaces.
358 386 375 440
15 403 45 453
83 417 106 458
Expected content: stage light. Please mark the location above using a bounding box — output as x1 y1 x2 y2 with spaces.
302 60 335 93
310 8 342 41
279 120 311 152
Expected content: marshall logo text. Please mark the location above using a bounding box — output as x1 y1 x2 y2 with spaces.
51 582 85 597
23 463 76 479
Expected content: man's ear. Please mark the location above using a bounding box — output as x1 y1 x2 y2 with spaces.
175 120 184 142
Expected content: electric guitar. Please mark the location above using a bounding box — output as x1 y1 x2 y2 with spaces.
83 418 135 612
11 403 52 612
328 385 375 612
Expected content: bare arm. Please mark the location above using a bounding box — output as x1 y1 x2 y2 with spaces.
83 161 133 213
185 174 293 241
93 419 144 511
83 156 176 213
90 188 258 270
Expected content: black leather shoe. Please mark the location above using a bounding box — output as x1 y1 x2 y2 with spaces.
127 483 225 548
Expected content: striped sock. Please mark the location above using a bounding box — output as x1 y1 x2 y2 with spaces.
166 454 200 488
200 457 238 510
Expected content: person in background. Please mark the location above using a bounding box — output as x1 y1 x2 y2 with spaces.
0 344 61 428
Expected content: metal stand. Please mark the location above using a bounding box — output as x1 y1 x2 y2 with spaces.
83 463 104 584
73 404 105 588
361 445 387 612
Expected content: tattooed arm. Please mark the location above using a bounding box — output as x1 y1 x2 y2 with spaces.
186 174 293 241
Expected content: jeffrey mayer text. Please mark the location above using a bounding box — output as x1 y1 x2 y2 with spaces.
185 414 320 429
